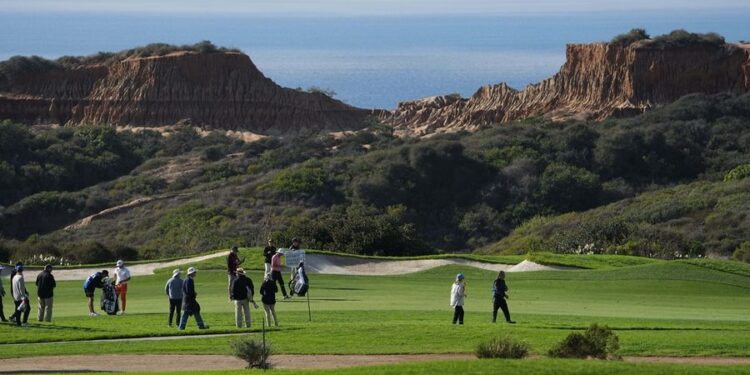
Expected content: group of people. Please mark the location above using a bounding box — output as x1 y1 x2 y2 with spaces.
0 263 56 327
82 259 131 317
449 270 516 325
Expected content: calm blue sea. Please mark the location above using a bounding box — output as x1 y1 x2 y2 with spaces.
0 10 747 108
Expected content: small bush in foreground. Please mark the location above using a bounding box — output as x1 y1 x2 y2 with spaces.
230 337 271 369
548 323 620 359
476 335 530 359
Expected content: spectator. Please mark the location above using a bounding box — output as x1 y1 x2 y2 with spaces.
230 268 257 328
450 273 466 325
35 264 56 322
10 264 30 327
0 265 7 322
165 269 183 327
226 246 244 298
260 274 279 327
263 239 276 276
179 267 208 330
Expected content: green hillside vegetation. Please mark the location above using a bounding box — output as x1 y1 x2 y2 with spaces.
481 177 750 260
1 92 750 263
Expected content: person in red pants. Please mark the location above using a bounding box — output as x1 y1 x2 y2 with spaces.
113 260 131 315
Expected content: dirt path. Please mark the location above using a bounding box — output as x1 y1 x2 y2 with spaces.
18 251 229 281
0 354 747 373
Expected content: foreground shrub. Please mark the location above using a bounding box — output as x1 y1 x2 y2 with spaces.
230 337 271 369
548 323 619 359
476 335 530 359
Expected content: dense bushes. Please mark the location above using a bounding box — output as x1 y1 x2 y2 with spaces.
476 335 530 359
611 28 650 45
549 324 620 359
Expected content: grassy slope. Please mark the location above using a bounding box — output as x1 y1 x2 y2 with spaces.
481 178 750 256
0 260 748 359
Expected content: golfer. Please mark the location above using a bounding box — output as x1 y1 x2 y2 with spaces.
492 271 516 324
35 264 56 322
0 265 7 322
450 273 466 325
270 249 289 299
179 267 208 330
165 269 183 327
113 260 131 315
83 270 108 317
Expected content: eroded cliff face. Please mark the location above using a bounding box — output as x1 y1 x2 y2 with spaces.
386 41 750 137
0 51 371 134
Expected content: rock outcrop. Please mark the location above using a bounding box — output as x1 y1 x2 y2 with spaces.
385 41 750 137
0 51 372 134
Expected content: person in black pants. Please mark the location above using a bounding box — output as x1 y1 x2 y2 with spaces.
492 271 516 324
263 239 276 276
165 269 183 327
0 265 7 322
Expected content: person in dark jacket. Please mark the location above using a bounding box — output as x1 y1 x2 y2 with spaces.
226 246 244 298
0 265 7 322
492 271 516 324
179 267 208 330
35 264 56 322
83 270 108 317
230 268 257 328
260 274 278 326
165 269 183 327
263 239 276 276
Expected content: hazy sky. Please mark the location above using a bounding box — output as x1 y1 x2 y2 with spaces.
2 0 749 15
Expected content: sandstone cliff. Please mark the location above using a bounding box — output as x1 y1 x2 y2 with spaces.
385 40 750 137
0 51 371 134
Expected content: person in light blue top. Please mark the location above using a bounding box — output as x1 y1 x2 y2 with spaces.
165 269 184 327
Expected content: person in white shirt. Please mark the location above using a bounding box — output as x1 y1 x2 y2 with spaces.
11 264 30 327
113 260 131 315
450 273 466 325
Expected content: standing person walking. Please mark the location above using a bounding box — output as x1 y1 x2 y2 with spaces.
450 273 467 325
226 246 243 298
113 260 131 315
0 265 7 322
263 239 276 276
492 271 516 324
179 267 208 330
260 274 278 326
83 270 108 317
230 268 257 328
165 269 183 327
35 264 56 322
10 264 30 327
270 250 289 299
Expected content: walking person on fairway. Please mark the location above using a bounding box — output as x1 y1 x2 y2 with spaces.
83 270 108 317
113 260 131 315
0 265 7 322
263 239 276 276
165 269 183 327
492 271 516 324
226 246 244 298
260 273 279 326
35 264 56 322
10 264 31 327
230 268 258 328
270 249 289 299
450 273 467 325
179 267 208 330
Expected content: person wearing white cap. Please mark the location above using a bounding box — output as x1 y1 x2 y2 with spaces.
179 267 208 330
165 269 184 327
113 260 131 315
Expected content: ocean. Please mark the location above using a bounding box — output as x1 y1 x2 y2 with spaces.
0 10 747 109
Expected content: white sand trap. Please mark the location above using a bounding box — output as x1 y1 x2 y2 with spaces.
11 251 229 281
303 254 573 275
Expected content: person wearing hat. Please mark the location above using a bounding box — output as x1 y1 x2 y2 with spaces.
0 265 7 322
492 271 516 324
179 267 208 330
262 239 276 276
165 269 184 327
230 268 257 328
10 263 31 327
83 270 109 317
450 273 467 325
35 264 56 322
113 260 131 315
270 249 289 299
226 246 244 298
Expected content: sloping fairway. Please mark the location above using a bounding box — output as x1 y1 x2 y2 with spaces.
0 255 748 374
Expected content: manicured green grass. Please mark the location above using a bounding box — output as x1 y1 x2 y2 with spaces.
524 252 662 269
0 260 748 361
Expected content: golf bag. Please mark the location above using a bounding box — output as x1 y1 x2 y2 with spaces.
100 280 119 315
292 266 309 297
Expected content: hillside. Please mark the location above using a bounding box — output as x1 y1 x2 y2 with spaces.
0 42 372 134
479 177 750 261
384 30 750 136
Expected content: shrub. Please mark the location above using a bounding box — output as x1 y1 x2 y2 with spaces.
724 164 750 182
649 29 725 47
548 323 620 359
476 335 530 359
733 242 750 263
230 337 270 369
611 28 650 45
